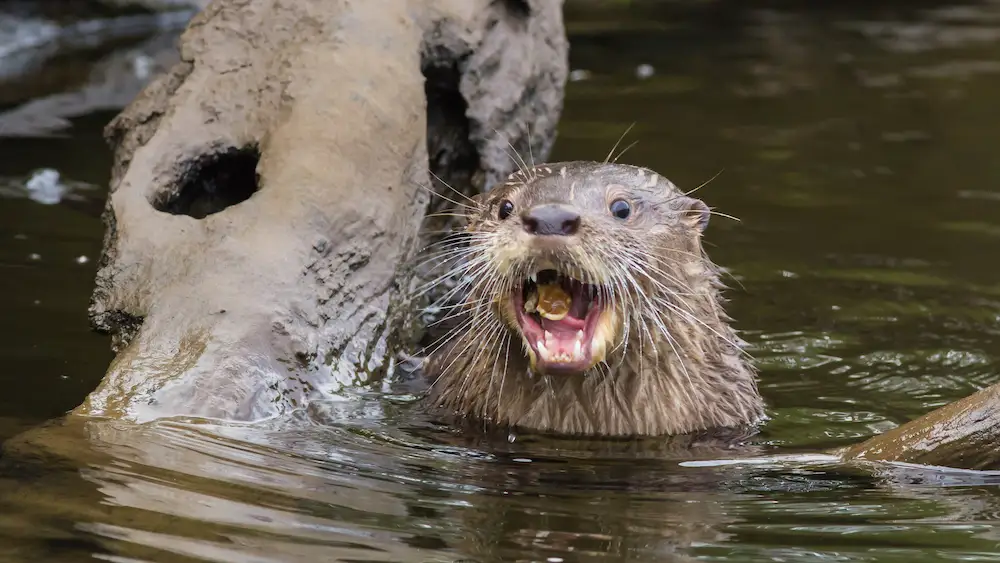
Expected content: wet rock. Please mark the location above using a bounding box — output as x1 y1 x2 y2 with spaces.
0 0 195 112
0 12 60 62
0 31 183 137
79 0 568 422
0 7 191 69
0 0 193 133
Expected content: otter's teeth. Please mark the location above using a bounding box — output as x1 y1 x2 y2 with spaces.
536 339 549 361
572 338 582 360
529 272 538 283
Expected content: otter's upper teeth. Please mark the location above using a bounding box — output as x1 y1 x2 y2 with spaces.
529 272 538 283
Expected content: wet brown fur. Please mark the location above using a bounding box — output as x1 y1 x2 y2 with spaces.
422 161 765 437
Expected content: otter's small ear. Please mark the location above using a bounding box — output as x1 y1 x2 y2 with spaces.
681 197 711 232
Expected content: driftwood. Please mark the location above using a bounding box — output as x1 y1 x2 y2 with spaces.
79 0 567 422
839 382 1000 470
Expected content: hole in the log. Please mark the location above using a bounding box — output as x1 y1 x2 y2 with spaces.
420 59 481 349
153 145 261 219
504 0 530 19
422 61 480 194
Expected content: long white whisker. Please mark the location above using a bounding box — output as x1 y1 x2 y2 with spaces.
428 169 480 206
604 122 636 164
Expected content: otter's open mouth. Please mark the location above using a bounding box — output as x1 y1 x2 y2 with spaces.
512 269 610 375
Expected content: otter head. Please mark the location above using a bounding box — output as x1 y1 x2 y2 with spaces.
426 161 764 436
463 161 712 377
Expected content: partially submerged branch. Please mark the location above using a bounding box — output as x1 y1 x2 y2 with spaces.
839 382 1000 470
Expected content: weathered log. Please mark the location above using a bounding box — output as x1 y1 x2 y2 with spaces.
79 0 567 422
839 381 1000 470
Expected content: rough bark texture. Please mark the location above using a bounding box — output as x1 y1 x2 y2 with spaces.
79 0 567 422
839 381 1000 470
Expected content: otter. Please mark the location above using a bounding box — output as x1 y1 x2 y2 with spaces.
419 161 765 437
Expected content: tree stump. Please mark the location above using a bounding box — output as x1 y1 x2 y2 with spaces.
80 0 567 422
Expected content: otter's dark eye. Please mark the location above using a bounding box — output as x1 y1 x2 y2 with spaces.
498 200 514 220
609 198 631 220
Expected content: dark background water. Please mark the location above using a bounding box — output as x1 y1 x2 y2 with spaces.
4 1 1000 561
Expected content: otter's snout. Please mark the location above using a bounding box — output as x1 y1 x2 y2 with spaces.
521 204 581 236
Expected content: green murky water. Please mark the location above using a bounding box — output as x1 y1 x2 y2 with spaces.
5 1 1000 561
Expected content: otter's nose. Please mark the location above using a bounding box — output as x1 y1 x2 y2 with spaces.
521 204 581 236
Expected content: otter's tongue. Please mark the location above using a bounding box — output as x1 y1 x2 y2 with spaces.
540 314 585 332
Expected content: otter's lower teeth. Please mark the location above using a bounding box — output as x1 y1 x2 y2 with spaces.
536 330 588 364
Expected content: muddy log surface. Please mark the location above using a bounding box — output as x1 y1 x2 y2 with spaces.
79 0 567 422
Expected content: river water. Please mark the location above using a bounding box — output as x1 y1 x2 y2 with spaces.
4 1 1000 561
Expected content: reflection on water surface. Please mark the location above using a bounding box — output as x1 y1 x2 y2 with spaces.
5 0 1000 561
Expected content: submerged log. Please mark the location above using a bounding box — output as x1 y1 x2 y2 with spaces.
839 382 1000 470
80 0 567 422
